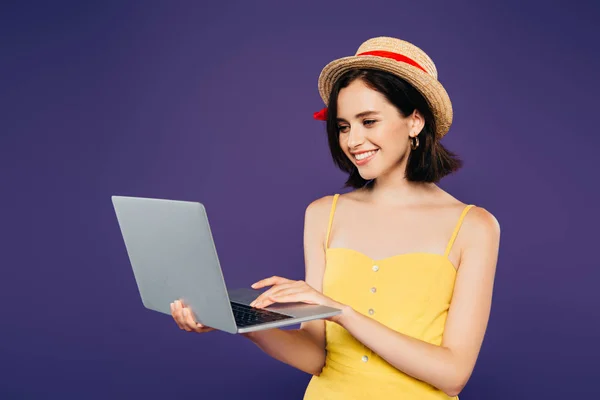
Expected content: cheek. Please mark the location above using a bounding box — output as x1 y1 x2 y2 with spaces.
371 126 401 149
377 129 410 157
339 134 354 150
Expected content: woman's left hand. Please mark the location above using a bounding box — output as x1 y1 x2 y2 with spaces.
249 276 347 323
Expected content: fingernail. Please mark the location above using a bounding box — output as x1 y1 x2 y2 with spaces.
251 283 256 288
183 308 187 315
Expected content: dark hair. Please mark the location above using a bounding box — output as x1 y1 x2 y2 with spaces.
325 69 462 189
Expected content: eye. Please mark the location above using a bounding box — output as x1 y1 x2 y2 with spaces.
337 125 350 133
364 119 376 126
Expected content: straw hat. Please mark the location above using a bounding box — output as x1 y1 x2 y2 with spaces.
315 36 453 137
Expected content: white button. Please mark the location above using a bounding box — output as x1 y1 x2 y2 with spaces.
371 287 377 293
368 309 375 315
372 265 379 272
362 355 369 362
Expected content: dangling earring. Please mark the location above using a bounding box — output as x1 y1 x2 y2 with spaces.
410 135 419 150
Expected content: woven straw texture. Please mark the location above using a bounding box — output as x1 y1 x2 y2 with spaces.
317 37 453 137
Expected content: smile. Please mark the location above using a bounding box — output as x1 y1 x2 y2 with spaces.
354 149 379 166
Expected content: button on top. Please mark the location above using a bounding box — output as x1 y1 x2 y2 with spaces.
372 265 379 272
370 287 377 293
368 308 375 315
361 355 369 362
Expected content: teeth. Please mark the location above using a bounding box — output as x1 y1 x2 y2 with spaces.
355 150 377 160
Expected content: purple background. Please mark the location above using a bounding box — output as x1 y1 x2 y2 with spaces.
2 1 598 398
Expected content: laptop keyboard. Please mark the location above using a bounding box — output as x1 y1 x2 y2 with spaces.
230 302 293 327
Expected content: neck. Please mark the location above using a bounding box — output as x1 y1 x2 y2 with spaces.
363 165 437 206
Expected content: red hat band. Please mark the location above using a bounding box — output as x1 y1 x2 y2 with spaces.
313 50 428 121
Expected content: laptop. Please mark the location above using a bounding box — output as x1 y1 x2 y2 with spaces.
111 195 342 334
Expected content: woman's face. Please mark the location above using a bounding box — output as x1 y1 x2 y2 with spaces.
336 79 423 181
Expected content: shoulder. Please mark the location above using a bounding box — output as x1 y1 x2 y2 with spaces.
304 194 339 230
464 206 500 234
461 205 501 250
303 194 338 247
305 194 338 217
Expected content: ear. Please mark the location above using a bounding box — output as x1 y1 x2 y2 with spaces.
409 109 426 137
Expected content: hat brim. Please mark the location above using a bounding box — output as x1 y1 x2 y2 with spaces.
318 55 453 137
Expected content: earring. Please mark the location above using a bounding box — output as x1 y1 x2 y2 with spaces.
410 136 419 150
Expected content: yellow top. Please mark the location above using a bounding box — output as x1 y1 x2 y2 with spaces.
304 194 474 400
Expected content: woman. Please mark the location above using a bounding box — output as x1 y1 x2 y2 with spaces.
170 37 500 399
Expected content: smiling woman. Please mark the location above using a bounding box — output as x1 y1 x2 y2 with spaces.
325 68 462 189
246 37 499 400
170 36 500 400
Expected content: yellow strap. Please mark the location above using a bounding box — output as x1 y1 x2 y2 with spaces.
325 194 340 249
444 204 475 257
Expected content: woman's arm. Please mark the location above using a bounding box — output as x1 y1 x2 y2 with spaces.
242 196 333 375
241 328 324 375
335 207 500 397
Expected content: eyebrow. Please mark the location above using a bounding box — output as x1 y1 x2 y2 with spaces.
336 110 380 122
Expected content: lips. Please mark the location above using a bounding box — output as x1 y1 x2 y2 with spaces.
353 149 379 166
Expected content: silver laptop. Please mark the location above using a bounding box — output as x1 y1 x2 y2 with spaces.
111 195 341 334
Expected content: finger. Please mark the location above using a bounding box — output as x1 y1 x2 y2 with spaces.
170 302 184 330
190 315 215 333
252 286 304 309
174 301 216 333
250 282 297 307
251 276 291 289
173 300 191 331
267 292 320 305
193 325 215 333
255 286 306 308
182 308 200 331
249 285 281 307
269 287 307 300
249 286 283 307
171 301 184 329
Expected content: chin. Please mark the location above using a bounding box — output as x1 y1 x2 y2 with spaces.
359 173 378 181
356 168 379 181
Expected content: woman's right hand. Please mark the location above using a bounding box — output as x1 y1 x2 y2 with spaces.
170 299 215 333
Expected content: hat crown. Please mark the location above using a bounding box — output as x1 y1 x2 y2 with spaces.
316 36 453 137
356 37 438 79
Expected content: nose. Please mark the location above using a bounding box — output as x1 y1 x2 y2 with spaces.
346 125 366 149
